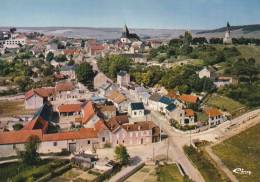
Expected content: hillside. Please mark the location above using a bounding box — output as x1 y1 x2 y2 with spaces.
197 24 260 34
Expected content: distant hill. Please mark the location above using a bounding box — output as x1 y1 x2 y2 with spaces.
197 24 260 34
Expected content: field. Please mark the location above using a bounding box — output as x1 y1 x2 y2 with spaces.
126 164 184 182
184 145 229 182
205 94 246 116
0 99 35 117
237 45 260 64
51 168 98 182
212 123 260 182
0 159 69 181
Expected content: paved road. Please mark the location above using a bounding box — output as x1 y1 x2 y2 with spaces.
150 111 205 182
150 109 260 182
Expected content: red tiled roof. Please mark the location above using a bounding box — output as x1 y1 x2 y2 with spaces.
94 120 108 132
42 128 97 141
179 94 199 104
0 129 43 145
63 49 80 55
25 87 55 100
121 121 156 132
106 91 126 104
82 101 96 124
55 81 74 92
23 116 49 133
205 108 223 117
184 109 195 117
57 104 81 113
106 115 129 131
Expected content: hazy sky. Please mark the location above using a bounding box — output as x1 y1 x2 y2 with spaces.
0 0 259 29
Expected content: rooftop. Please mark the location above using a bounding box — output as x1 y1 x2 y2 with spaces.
130 102 145 110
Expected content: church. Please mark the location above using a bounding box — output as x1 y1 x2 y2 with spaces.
120 25 141 44
223 22 232 44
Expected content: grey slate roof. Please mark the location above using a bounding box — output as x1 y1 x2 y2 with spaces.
130 102 145 110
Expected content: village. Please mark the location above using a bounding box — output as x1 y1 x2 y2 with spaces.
0 17 260 181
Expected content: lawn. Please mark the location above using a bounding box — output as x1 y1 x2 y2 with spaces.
0 99 35 117
205 94 246 116
0 159 69 181
184 145 229 182
212 123 260 182
156 164 185 182
126 164 185 182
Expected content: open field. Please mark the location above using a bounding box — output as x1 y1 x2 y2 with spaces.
237 45 260 64
51 168 98 182
212 123 260 182
205 94 246 116
0 159 69 181
126 164 184 182
0 99 35 117
184 145 229 182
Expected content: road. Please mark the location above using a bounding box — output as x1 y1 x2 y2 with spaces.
149 109 260 182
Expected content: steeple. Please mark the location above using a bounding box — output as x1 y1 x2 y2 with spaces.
227 22 231 33
123 24 129 36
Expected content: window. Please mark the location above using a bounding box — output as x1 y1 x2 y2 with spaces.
134 111 136 115
87 140 91 144
122 140 125 143
53 142 57 146
13 144 16 150
102 137 106 142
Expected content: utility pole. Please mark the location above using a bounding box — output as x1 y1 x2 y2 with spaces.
167 137 170 161
153 143 155 162
189 130 192 146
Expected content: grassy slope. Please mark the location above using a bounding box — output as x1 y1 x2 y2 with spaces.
213 123 260 182
0 100 35 117
157 164 184 182
205 94 246 115
184 146 229 182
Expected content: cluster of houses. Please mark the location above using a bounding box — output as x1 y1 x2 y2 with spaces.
198 66 238 88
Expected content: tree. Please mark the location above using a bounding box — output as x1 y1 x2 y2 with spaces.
13 123 23 131
114 145 130 165
75 62 95 88
14 76 32 92
55 54 67 62
18 135 41 165
46 51 54 62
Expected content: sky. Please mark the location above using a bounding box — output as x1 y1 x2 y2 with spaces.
0 0 259 29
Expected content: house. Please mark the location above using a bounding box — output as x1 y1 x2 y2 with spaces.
57 103 81 117
98 82 116 97
106 90 128 112
94 72 113 90
106 115 129 131
130 86 150 105
148 93 161 111
214 76 238 88
204 108 225 127
3 34 26 49
24 87 55 109
59 65 76 80
117 70 130 88
183 109 196 126
23 104 52 133
198 67 217 80
71 153 98 170
81 101 101 128
55 81 75 100
110 121 159 146
128 102 145 118
87 44 105 57
96 105 117 120
158 96 174 113
178 94 200 109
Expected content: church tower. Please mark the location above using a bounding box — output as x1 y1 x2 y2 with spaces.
223 22 232 44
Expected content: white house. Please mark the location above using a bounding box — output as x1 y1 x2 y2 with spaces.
148 93 161 111
117 70 130 88
205 108 225 127
128 102 145 118
198 67 216 80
